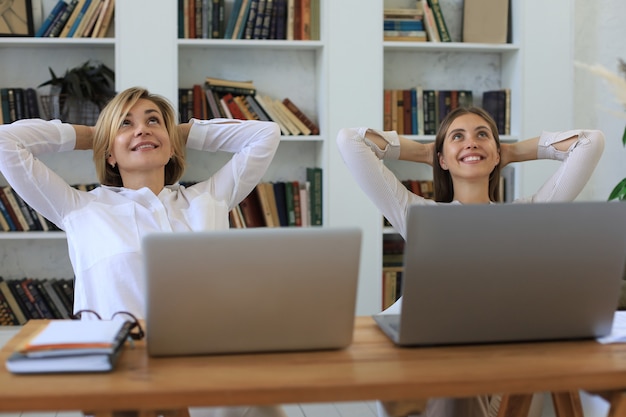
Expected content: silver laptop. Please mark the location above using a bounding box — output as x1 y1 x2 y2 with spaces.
143 227 362 357
374 201 626 346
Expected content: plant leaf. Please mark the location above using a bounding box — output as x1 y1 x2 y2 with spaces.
609 177 626 201
623 124 626 147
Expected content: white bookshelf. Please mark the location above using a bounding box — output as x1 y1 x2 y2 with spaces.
0 0 575 317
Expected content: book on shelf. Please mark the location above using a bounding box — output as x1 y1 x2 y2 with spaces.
298 180 309 227
274 99 310 135
62 0 92 37
221 93 247 120
5 319 133 374
232 0 252 39
243 0 260 39
94 0 115 37
259 0 273 39
238 187 266 227
0 278 27 325
0 286 19 326
35 0 68 36
419 0 440 42
282 98 319 135
463 0 509 44
2 186 28 231
306 167 322 226
426 0 451 42
72 0 103 37
482 89 510 135
255 182 277 227
272 182 289 227
44 0 79 37
382 268 403 310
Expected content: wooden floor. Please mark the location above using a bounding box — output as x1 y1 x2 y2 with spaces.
0 328 612 417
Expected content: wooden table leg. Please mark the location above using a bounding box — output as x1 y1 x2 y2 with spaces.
552 391 584 417
605 392 626 417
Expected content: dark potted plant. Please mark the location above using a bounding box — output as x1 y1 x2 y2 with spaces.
38 60 115 124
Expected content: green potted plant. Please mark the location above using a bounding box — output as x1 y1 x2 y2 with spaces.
38 60 115 124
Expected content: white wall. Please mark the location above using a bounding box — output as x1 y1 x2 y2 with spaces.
574 0 626 201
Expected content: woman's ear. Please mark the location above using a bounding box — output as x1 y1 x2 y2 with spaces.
438 152 449 170
106 153 116 168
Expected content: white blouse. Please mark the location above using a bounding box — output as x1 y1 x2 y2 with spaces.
0 118 280 318
336 127 605 239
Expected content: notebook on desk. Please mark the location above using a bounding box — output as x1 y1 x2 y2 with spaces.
143 227 362 357
374 201 626 346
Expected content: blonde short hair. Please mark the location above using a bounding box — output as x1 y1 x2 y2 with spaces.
92 87 186 186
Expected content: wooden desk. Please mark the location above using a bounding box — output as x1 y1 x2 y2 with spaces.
1 317 626 415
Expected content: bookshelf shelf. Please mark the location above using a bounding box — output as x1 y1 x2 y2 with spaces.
0 232 66 240
0 38 115 47
383 41 520 53
177 39 324 50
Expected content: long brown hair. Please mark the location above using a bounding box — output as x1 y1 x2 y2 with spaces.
92 87 186 187
432 106 501 202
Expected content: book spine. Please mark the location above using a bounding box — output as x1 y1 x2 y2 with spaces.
306 167 322 226
281 98 319 135
260 0 273 39
12 280 39 319
291 181 301 226
0 286 19 325
43 279 71 319
2 187 27 231
52 279 75 316
10 188 37 231
95 0 115 37
426 0 451 42
0 278 26 324
35 0 68 37
35 280 64 319
245 95 271 121
49 0 79 37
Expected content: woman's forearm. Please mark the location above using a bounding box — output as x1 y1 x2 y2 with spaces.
73 125 96 150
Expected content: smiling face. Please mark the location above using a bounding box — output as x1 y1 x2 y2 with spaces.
106 98 173 181
438 113 501 180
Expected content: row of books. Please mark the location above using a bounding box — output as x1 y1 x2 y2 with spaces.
0 87 40 125
180 77 320 136
0 184 98 232
180 0 319 41
383 88 511 136
0 277 75 325
35 0 115 38
384 88 474 136
228 167 322 228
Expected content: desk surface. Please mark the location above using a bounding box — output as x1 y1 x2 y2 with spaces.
2 317 626 413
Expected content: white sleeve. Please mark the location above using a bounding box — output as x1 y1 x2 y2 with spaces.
186 118 280 209
0 119 85 227
516 129 605 203
336 127 436 238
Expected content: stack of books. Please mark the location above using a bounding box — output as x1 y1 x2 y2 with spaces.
383 6 426 42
